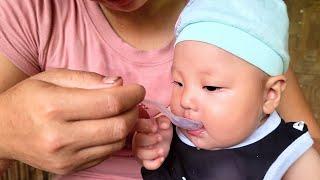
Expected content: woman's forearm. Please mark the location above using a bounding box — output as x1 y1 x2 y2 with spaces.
277 66 320 151
0 54 29 175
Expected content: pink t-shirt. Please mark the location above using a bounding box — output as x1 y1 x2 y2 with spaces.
0 0 174 179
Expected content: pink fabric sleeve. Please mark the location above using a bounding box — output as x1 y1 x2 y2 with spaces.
0 0 50 75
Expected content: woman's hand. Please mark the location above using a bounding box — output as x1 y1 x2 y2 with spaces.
133 116 173 170
0 69 145 174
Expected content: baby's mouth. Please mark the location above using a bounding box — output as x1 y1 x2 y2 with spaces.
186 127 206 137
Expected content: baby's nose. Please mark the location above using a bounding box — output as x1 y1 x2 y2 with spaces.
180 88 198 111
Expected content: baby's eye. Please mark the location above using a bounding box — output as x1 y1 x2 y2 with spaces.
203 86 222 92
172 81 183 87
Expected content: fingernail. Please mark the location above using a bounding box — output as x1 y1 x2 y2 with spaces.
102 76 121 84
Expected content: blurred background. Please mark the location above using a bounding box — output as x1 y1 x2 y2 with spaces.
1 0 320 179
287 0 320 121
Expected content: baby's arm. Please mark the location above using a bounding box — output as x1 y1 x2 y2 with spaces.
283 147 320 180
133 116 173 170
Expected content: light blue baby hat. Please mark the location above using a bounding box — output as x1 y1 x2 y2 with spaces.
175 0 290 76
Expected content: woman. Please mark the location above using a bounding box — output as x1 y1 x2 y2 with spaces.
0 0 319 179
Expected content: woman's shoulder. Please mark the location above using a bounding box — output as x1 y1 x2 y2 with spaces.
0 0 85 24
0 0 88 75
0 0 54 17
0 0 89 50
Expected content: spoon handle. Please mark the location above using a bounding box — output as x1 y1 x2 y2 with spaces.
142 99 203 130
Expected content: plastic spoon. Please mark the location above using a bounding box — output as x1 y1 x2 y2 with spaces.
142 99 203 130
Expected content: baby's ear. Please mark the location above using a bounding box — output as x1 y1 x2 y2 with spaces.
263 75 287 114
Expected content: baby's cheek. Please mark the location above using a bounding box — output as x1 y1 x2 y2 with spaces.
170 103 184 117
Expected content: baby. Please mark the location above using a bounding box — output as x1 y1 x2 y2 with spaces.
133 0 320 179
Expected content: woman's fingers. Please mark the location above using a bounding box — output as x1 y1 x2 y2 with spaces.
75 140 126 169
68 107 140 148
40 84 145 121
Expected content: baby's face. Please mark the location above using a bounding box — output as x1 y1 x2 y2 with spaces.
171 41 268 150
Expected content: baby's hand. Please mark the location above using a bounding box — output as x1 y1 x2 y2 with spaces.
133 116 173 170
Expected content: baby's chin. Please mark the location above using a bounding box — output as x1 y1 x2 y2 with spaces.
181 128 224 150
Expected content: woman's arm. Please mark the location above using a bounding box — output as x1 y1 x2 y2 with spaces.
277 66 320 151
0 54 29 173
282 147 320 180
0 54 29 93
